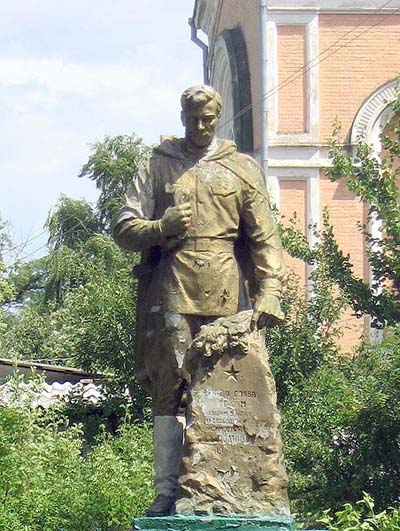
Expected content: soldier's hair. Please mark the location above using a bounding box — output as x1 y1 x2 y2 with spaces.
180 85 222 116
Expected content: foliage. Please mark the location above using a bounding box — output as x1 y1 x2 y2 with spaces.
340 329 400 509
0 306 53 360
1 112 399 526
267 269 345 404
282 357 357 514
271 91 400 517
7 257 47 305
79 134 149 232
268 212 348 403
0 373 153 531
319 493 400 531
0 233 150 417
282 327 400 515
0 219 15 307
325 101 400 326
46 194 100 250
0 135 149 415
48 236 149 418
274 85 400 330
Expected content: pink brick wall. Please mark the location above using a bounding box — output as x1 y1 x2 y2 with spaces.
277 25 307 133
212 6 400 352
319 170 370 351
279 180 308 288
319 14 400 142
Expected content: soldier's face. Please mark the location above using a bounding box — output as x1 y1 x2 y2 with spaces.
183 99 219 148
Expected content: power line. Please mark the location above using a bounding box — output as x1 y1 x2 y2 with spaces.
2 199 99 258
18 220 93 262
4 211 98 262
221 0 397 127
2 229 48 256
219 0 399 130
17 241 53 262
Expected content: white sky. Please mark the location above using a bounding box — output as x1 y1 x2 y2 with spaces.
0 0 203 261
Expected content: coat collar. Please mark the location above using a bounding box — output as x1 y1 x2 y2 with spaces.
153 136 237 162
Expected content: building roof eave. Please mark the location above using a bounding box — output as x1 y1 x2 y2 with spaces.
193 0 222 42
0 357 104 379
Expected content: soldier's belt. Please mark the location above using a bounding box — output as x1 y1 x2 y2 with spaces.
180 238 234 252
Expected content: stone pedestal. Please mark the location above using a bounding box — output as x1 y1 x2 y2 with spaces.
133 514 296 530
175 311 290 517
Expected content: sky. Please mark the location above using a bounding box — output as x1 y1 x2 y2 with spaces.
0 0 203 262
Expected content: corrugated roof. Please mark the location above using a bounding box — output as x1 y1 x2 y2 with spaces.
0 359 131 409
0 380 109 408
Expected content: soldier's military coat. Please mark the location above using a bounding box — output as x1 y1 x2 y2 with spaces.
114 137 285 389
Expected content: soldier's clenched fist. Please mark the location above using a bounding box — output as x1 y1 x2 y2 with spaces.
160 202 192 237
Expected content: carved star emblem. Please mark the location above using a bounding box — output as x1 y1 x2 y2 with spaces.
224 364 241 382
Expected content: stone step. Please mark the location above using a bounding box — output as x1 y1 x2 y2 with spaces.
133 514 327 531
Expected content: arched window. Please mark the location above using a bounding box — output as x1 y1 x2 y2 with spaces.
212 35 235 141
351 79 397 152
211 28 254 153
351 79 398 343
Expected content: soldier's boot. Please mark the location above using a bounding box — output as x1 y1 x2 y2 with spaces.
145 416 183 517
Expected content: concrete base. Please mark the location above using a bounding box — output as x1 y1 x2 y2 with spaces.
133 514 297 530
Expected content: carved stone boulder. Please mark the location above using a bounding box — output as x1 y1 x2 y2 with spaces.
175 310 290 516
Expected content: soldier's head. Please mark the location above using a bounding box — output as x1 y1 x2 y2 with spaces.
180 85 222 149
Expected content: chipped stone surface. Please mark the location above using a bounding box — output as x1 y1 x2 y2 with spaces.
176 311 290 517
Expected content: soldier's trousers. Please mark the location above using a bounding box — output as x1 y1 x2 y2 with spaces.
144 310 215 416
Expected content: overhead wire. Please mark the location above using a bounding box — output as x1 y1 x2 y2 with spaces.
2 229 48 255
219 0 399 130
18 219 94 262
5 1 399 262
2 210 98 262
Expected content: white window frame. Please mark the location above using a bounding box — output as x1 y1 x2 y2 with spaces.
266 12 319 144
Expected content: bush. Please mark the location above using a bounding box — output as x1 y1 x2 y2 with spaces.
267 269 344 404
282 326 400 515
0 376 153 531
319 493 400 531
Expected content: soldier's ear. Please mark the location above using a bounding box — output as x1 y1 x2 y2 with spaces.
181 111 186 127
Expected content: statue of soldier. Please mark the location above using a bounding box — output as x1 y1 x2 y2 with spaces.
113 85 285 517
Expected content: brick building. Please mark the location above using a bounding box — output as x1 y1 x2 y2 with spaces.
190 0 400 351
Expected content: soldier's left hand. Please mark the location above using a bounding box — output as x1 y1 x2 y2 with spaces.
164 236 182 251
250 311 279 331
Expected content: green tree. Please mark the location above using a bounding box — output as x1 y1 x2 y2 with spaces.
46 194 100 250
324 99 400 326
320 493 400 531
79 134 149 232
0 219 15 307
276 84 400 330
282 326 400 515
0 135 150 415
267 264 346 404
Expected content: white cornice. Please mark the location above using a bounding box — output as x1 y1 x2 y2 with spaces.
265 0 400 12
268 8 400 13
255 145 332 168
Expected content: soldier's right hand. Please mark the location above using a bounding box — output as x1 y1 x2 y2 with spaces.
160 202 192 237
